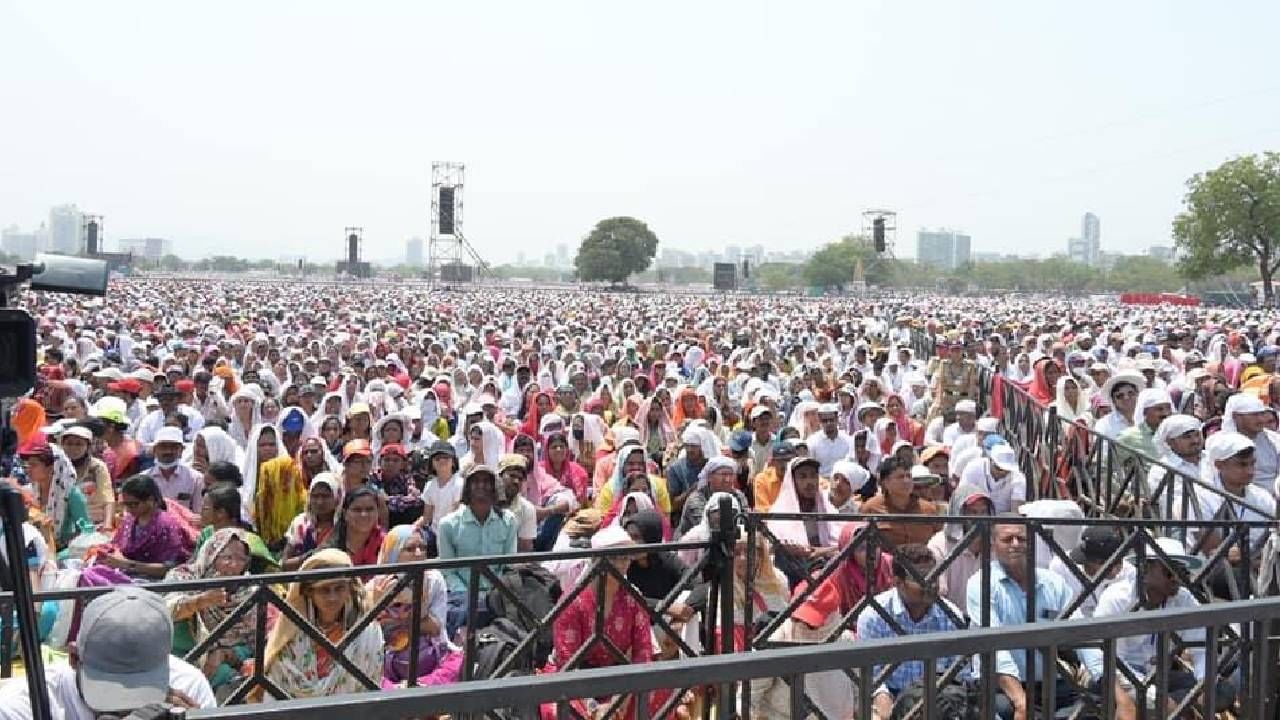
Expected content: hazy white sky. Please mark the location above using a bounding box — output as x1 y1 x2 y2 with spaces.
3 1 1280 263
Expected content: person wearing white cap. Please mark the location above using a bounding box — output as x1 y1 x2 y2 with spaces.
145 426 204 513
940 398 978 447
806 403 853 477
59 424 116 530
746 404 775 477
1187 432 1276 562
1147 414 1204 516
1080 537 1218 715
1220 393 1280 492
958 443 1026 514
1115 388 1173 459
0 587 215 719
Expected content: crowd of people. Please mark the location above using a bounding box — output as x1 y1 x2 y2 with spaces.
0 279 1277 719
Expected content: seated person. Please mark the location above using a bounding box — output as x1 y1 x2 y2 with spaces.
858 458 942 547
855 543 969 720
437 465 517 639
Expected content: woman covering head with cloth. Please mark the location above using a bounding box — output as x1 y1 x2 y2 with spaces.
60 424 115 531
262 549 385 699
18 437 90 549
765 456 844 587
594 442 672 516
366 525 461 688
165 527 268 699
1052 375 1092 425
281 472 341 570
240 423 285 524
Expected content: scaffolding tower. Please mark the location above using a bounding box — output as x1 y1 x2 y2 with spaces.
427 162 490 288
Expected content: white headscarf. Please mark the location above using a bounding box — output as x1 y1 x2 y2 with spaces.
765 458 844 546
461 420 505 470
241 423 286 521
1221 393 1266 435
1052 376 1090 423
185 426 245 468
227 386 263 448
1153 414 1202 461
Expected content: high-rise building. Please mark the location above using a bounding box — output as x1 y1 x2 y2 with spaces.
915 229 971 270
117 238 172 260
1 225 39 260
1148 245 1175 263
405 237 424 267
48 204 82 254
1068 213 1102 266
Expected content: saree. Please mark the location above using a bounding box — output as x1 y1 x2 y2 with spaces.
263 549 385 699
165 528 260 690
112 509 192 566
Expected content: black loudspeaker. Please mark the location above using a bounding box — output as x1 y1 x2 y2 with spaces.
742 259 749 279
873 218 886 253
0 309 36 396
439 187 456 235
440 262 472 283
85 221 99 255
297 259 304 270
713 263 737 291
347 233 359 264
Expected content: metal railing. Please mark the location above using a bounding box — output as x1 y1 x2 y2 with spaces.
989 369 1277 523
185 593 1280 720
1 535 726 713
740 510 1275 719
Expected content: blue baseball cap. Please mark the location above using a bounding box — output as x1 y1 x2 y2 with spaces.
728 430 753 453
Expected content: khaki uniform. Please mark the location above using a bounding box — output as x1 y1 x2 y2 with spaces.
930 358 978 419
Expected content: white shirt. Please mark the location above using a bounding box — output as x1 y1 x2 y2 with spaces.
0 656 215 720
1080 579 1204 682
1046 555 1135 619
422 474 464 533
1093 411 1133 441
0 522 50 573
805 430 853 477
941 423 974 448
508 495 538 542
958 459 1027 513
1190 482 1276 553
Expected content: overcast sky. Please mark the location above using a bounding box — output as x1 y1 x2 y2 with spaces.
3 1 1280 263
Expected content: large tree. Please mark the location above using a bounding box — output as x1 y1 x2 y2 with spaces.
802 234 880 288
1173 153 1280 305
574 217 659 284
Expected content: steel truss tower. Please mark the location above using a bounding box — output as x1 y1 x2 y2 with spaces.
427 162 489 288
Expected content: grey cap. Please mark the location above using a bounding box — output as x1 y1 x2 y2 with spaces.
77 588 173 712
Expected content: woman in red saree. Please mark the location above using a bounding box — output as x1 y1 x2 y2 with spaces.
542 432 591 505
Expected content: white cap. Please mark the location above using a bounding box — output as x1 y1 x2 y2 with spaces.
749 405 773 420
909 465 943 485
975 417 1000 433
62 425 94 442
129 368 156 383
955 399 977 414
990 444 1019 472
93 367 124 381
153 427 185 446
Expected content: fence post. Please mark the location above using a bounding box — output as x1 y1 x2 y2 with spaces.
713 496 739 716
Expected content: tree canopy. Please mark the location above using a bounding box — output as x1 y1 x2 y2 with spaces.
1173 152 1280 304
801 234 881 288
573 217 659 284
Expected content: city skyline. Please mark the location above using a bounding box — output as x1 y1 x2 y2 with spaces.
4 3 1280 265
